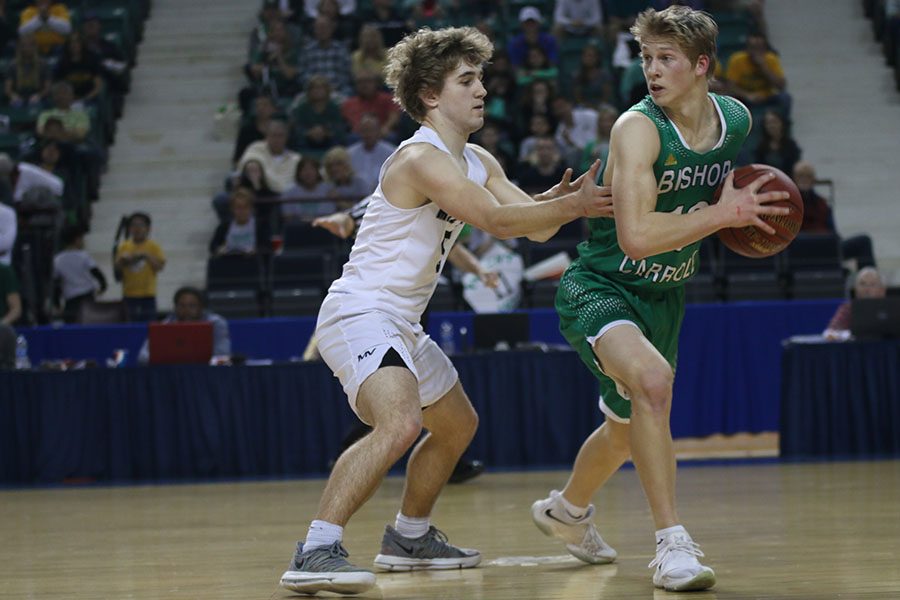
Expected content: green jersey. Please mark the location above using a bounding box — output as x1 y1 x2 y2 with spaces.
578 93 749 290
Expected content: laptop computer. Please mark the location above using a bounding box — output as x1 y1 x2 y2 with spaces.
850 298 900 340
148 321 214 365
473 313 530 351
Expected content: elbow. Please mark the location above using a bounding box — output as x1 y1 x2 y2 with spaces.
619 235 649 261
483 210 518 240
527 230 554 243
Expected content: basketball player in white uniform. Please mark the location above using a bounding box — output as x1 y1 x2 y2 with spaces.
280 27 614 596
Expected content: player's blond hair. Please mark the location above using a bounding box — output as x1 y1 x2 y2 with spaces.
384 26 493 122
631 5 719 78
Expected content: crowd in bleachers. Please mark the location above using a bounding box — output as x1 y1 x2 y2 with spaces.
206 0 882 319
1 0 881 338
0 0 147 327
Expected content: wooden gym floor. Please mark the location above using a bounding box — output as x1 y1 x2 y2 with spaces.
2 458 899 599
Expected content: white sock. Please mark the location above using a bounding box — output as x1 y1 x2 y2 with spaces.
394 512 430 539
304 519 343 551
555 492 589 522
656 524 687 545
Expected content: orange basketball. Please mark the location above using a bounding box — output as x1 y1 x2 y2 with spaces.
712 164 804 258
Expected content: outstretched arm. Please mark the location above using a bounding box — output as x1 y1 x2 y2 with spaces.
395 144 609 241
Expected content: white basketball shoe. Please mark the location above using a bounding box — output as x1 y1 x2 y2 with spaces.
531 490 617 564
649 527 716 591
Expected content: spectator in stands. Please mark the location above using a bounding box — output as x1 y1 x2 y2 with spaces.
233 94 278 166
515 45 559 87
553 96 598 167
210 187 271 256
579 104 619 173
321 146 369 206
114 212 165 322
247 18 300 102
302 0 356 20
482 50 517 127
507 6 559 68
37 82 102 200
517 113 556 163
297 15 353 99
517 78 557 141
237 120 301 193
80 12 128 116
37 82 89 144
823 267 887 340
571 43 616 108
618 36 647 108
0 150 64 204
552 0 604 40
516 135 567 192
31 140 73 210
305 0 357 41
213 156 282 222
4 34 51 107
137 286 231 364
347 113 395 194
754 109 801 175
793 160 877 269
18 0 71 56
351 24 387 80
81 12 127 79
247 2 303 73
793 160 833 234
52 224 107 323
0 261 21 368
0 199 15 266
358 0 410 47
472 119 515 172
54 31 104 104
291 75 348 156
341 70 400 139
281 156 333 221
0 0 17 53
725 31 790 115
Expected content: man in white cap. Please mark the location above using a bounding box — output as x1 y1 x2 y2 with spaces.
508 5 559 67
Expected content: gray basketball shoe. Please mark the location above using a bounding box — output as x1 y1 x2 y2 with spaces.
373 525 481 571
531 489 617 564
280 540 376 595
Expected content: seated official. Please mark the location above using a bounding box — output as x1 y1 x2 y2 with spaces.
137 287 231 364
823 267 886 341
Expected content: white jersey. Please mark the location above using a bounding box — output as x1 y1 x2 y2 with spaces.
322 126 488 324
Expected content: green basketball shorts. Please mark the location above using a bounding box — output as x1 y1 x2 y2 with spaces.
556 259 685 422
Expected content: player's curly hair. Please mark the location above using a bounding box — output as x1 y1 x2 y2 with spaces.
631 5 719 78
384 27 493 122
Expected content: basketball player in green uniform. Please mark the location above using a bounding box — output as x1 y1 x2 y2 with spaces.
531 6 791 591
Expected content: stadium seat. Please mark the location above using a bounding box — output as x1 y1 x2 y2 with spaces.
270 252 333 316
206 254 266 318
786 233 846 299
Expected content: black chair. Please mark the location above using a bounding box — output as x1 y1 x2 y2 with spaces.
77 299 127 324
282 222 341 252
685 238 724 303
786 233 846 299
205 254 266 318
720 246 786 301
270 253 333 316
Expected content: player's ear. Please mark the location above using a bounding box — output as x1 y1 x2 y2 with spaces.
695 54 710 77
420 86 440 111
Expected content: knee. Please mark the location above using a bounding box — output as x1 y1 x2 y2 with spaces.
631 367 673 416
381 413 423 458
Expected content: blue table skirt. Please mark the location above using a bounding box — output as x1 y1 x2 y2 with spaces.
780 340 900 458
3 300 841 484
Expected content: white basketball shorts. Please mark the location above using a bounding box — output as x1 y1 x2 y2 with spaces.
315 298 458 423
